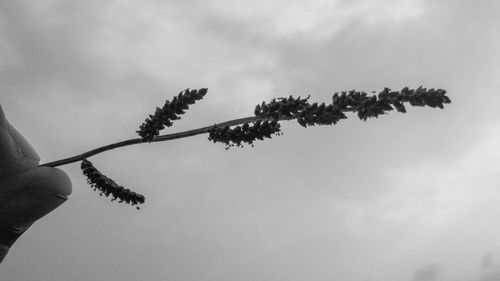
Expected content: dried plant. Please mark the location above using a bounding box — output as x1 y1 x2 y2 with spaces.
40 86 451 208
208 120 282 149
81 159 145 209
137 88 207 141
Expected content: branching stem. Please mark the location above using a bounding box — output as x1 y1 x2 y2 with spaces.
38 105 358 167
40 115 275 167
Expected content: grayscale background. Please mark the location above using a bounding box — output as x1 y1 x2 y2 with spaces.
1 1 500 280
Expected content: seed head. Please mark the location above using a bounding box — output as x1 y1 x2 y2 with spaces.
207 120 282 149
137 88 208 141
81 159 145 209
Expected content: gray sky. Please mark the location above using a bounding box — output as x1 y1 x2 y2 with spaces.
1 0 500 280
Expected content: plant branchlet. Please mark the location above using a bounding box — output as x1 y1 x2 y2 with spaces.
253 86 451 127
137 88 207 141
207 120 282 149
81 159 145 209
39 86 450 209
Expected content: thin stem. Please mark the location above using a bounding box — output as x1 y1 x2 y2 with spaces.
38 86 451 167
39 116 269 167
40 106 360 168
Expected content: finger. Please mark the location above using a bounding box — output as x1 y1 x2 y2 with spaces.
25 166 72 197
0 166 71 261
0 166 72 229
6 122 40 163
0 104 7 129
0 107 39 176
0 245 8 264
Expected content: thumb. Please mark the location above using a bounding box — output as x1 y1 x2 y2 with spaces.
0 105 40 177
0 166 72 263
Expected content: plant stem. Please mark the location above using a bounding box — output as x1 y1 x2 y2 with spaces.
39 115 269 167
38 87 451 167
39 105 363 168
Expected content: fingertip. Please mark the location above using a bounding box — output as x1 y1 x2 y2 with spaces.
48 167 73 197
29 166 73 197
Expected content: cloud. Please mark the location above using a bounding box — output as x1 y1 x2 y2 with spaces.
379 123 500 281
1 1 500 281
413 264 440 281
0 2 105 92
201 0 425 40
481 252 496 270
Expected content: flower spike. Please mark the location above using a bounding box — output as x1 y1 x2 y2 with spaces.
37 85 450 211
137 88 208 141
207 120 282 149
254 86 450 126
81 159 145 209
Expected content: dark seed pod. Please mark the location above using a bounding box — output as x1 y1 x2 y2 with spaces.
207 120 282 149
254 86 449 127
137 88 208 141
81 159 145 208
254 95 310 120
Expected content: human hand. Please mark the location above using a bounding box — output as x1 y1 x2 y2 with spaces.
0 105 72 263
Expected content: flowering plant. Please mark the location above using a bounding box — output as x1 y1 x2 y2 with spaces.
40 86 450 209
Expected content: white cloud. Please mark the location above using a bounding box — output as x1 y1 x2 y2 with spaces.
381 123 500 225
2 1 500 280
368 123 500 280
207 0 425 40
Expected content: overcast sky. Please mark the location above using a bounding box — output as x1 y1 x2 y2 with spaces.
1 0 500 280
